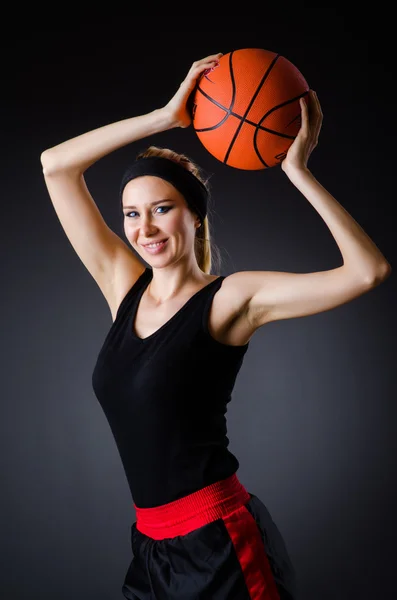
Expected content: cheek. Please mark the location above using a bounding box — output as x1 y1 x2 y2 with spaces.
164 212 188 233
123 220 138 239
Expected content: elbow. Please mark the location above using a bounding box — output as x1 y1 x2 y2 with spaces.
40 149 57 175
364 262 392 287
40 148 55 166
40 149 80 177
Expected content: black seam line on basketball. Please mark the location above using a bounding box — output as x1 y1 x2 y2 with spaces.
253 118 273 168
283 90 309 127
253 116 271 166
195 86 232 130
258 90 309 125
194 90 309 139
192 100 295 139
253 90 309 167
224 53 281 165
195 118 295 140
194 50 237 132
228 49 237 118
285 114 301 128
194 62 306 140
255 91 309 138
253 132 270 168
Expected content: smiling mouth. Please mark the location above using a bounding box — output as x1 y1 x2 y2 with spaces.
142 238 168 247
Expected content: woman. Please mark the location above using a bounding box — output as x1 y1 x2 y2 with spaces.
41 53 391 600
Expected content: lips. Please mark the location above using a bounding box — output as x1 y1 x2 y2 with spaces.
141 239 169 254
142 238 168 247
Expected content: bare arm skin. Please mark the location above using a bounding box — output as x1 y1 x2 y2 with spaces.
229 92 391 330
40 53 223 315
41 109 178 176
40 109 174 308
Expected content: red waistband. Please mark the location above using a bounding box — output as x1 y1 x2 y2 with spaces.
133 473 251 540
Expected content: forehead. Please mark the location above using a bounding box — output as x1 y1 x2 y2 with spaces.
122 175 182 205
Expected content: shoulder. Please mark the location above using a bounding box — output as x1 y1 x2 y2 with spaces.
209 271 257 346
216 271 252 314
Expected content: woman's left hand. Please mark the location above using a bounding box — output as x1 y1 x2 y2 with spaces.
281 89 323 176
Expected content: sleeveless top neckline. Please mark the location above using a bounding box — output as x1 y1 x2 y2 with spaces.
129 270 224 342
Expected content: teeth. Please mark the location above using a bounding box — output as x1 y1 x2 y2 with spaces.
146 241 164 248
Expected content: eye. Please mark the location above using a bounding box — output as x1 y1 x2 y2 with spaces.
155 206 171 215
125 206 172 218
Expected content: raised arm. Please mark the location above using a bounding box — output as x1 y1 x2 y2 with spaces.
228 91 391 330
40 53 222 318
41 109 176 176
41 52 223 174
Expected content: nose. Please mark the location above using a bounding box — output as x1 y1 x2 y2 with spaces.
139 214 158 237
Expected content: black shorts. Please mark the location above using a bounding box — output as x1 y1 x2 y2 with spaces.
122 474 297 599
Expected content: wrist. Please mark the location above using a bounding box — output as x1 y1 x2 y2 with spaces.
283 164 312 182
156 106 181 130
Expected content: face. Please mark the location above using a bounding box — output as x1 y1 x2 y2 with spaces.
122 176 200 264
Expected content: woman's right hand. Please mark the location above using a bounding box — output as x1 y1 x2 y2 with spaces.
162 53 223 128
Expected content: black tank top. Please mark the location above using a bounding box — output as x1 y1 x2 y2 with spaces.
91 267 250 508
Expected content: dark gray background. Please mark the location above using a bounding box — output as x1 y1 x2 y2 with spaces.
2 20 396 600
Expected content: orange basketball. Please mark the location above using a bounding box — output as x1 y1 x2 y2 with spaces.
191 48 309 170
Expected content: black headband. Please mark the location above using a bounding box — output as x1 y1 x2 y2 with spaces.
119 156 208 224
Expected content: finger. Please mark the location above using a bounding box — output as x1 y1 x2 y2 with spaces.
202 52 223 63
310 91 322 146
312 91 323 122
305 91 318 131
310 90 323 126
190 53 223 71
182 54 222 89
313 91 323 119
187 55 222 83
299 96 309 134
308 91 317 134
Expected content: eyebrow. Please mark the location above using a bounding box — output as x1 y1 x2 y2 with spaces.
122 199 172 210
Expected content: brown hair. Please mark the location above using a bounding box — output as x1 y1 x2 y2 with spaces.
135 145 222 274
